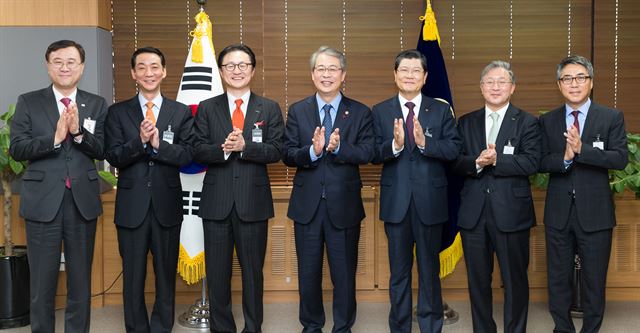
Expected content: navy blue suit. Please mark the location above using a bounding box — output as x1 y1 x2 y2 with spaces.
372 94 460 333
283 94 374 333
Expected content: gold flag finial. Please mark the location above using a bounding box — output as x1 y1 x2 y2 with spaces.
189 10 213 63
419 0 441 44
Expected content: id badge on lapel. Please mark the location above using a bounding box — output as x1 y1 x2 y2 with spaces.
163 125 175 144
593 134 604 150
252 124 263 143
83 117 96 134
503 139 515 155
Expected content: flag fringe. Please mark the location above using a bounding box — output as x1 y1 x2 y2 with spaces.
420 0 441 44
439 232 463 278
189 11 213 64
177 244 206 285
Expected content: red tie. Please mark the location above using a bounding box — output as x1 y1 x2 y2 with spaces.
571 110 580 133
405 102 416 149
60 97 72 189
232 99 244 130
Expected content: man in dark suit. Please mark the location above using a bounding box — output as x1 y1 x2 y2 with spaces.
283 46 373 333
105 47 195 333
372 49 460 333
9 40 107 333
452 61 540 333
540 55 627 333
193 44 284 333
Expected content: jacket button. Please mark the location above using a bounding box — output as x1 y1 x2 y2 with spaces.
149 161 154 166
66 157 71 161
147 181 152 187
485 188 491 194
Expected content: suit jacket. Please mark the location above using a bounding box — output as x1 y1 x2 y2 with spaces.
372 94 461 224
10 86 107 222
105 95 195 228
539 102 627 232
283 94 374 228
452 104 540 232
193 93 284 222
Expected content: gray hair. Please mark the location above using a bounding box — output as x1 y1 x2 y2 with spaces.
556 55 594 80
309 46 346 71
480 60 515 84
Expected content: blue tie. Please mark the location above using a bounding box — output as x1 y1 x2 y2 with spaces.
322 104 333 147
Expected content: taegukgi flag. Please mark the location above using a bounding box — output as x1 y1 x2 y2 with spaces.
176 9 224 284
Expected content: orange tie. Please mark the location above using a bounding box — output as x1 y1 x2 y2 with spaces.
145 101 156 125
232 99 244 130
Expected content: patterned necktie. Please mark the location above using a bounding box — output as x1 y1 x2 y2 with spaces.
571 110 580 134
60 97 72 189
487 112 500 145
405 102 415 149
145 101 156 125
232 99 244 130
322 104 333 146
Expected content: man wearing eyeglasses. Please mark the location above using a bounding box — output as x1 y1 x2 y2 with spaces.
540 55 627 333
452 61 540 333
193 44 284 333
10 40 108 332
372 49 460 333
283 46 374 333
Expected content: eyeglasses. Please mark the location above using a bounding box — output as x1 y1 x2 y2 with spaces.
481 80 512 87
49 60 81 70
221 62 252 72
396 67 425 76
314 66 342 75
559 75 591 85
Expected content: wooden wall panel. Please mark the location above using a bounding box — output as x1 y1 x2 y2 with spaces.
0 0 111 30
594 0 640 132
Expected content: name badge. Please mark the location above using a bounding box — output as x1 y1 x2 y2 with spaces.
162 125 174 144
83 117 96 134
593 134 604 150
252 124 263 143
503 139 515 155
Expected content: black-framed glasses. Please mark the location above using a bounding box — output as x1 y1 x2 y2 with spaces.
559 75 591 85
221 62 251 72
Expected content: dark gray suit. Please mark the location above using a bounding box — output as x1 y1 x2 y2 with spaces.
452 104 540 333
540 102 627 333
193 92 284 333
105 95 195 333
10 86 107 333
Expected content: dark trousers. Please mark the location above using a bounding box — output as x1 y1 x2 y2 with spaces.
117 205 181 333
460 197 530 333
385 199 444 333
546 200 612 333
25 188 97 333
295 199 360 333
203 206 268 333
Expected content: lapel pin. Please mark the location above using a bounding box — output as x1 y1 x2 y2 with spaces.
81 104 86 107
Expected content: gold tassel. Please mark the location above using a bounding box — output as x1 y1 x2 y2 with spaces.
438 232 463 278
189 11 214 64
177 245 206 285
419 0 441 44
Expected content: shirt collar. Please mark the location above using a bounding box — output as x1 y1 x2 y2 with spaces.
564 98 591 117
485 102 510 120
227 90 251 108
138 93 163 110
397 93 422 111
52 86 77 104
316 93 342 113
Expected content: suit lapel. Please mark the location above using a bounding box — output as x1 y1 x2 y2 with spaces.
495 105 519 148
471 109 487 151
125 96 145 128
332 96 350 132
243 93 261 138
216 94 234 134
582 103 599 140
155 97 175 132
42 87 61 130
304 95 321 129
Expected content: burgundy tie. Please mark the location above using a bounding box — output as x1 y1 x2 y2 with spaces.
571 110 580 133
405 102 415 149
61 97 72 189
